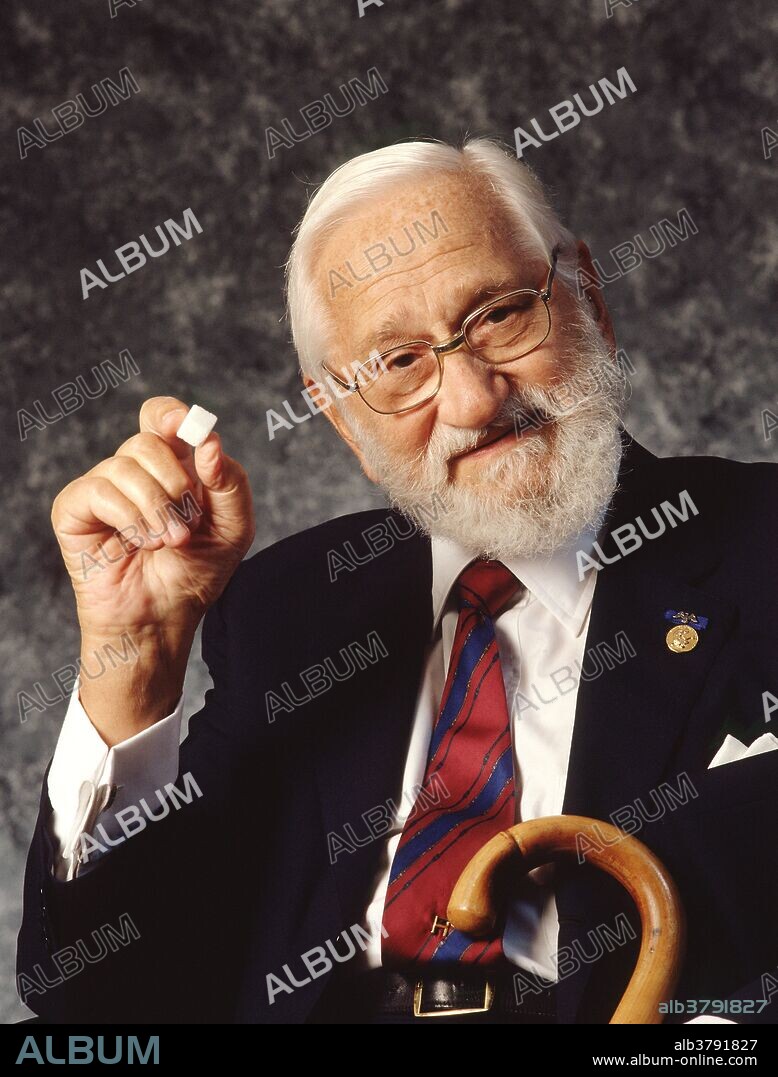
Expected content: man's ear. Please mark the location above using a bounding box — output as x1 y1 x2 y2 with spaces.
575 240 617 357
302 376 381 484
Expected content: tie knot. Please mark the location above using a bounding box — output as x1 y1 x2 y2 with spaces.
456 559 520 619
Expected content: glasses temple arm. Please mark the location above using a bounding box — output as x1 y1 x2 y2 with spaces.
321 361 358 393
542 244 563 300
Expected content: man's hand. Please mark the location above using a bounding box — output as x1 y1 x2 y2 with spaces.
51 396 255 745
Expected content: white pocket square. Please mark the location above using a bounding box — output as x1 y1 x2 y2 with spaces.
708 732 778 769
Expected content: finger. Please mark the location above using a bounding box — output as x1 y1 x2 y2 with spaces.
138 396 192 460
53 477 158 555
137 396 204 495
89 457 197 547
114 432 202 513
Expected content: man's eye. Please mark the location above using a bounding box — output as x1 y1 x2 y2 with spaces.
485 300 530 324
387 351 421 370
485 307 511 324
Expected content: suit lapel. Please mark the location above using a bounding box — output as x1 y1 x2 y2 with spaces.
563 432 738 815
556 435 738 1021
561 565 737 819
310 520 434 930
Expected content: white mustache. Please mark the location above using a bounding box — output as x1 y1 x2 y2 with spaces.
422 326 626 470
422 383 584 468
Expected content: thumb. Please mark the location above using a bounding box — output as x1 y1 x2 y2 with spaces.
194 432 228 491
193 433 254 546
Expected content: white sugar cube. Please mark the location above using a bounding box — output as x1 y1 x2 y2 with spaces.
176 404 217 447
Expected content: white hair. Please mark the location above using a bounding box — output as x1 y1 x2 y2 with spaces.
285 138 577 378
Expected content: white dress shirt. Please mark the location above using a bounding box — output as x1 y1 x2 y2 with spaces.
361 532 598 975
47 527 598 983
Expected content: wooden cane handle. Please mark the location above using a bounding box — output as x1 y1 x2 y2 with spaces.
447 815 686 1024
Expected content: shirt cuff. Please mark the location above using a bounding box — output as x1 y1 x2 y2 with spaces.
47 678 184 880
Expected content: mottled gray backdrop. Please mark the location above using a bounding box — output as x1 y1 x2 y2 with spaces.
1 0 776 1021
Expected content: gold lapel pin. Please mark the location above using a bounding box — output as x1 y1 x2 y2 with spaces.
666 624 699 653
665 609 707 653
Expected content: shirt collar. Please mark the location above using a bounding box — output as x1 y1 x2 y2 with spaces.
430 525 598 639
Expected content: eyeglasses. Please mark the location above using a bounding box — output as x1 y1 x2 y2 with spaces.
321 245 562 415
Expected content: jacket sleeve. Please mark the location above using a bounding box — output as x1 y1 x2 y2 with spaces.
16 593 275 1023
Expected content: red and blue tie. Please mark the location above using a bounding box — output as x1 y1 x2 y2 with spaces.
382 559 520 966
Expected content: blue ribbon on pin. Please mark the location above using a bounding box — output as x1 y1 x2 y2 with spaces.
664 610 709 631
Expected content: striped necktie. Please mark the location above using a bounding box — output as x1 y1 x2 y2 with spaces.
382 558 520 966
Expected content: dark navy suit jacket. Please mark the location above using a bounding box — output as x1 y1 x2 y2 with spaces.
17 432 778 1023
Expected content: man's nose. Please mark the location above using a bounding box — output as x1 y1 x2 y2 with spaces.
434 346 511 429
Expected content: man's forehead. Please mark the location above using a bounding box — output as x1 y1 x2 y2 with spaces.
315 171 543 353
318 169 506 259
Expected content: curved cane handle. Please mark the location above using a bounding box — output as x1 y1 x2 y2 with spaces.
447 815 686 1024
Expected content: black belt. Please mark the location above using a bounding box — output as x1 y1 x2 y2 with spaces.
309 966 558 1023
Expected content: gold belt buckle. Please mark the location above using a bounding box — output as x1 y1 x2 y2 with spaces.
413 978 495 1018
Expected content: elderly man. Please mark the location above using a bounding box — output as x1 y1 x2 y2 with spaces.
18 139 777 1024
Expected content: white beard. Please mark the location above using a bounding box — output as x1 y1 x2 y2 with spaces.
346 300 627 560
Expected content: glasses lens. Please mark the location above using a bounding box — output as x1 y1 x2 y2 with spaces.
466 292 550 363
356 343 440 413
